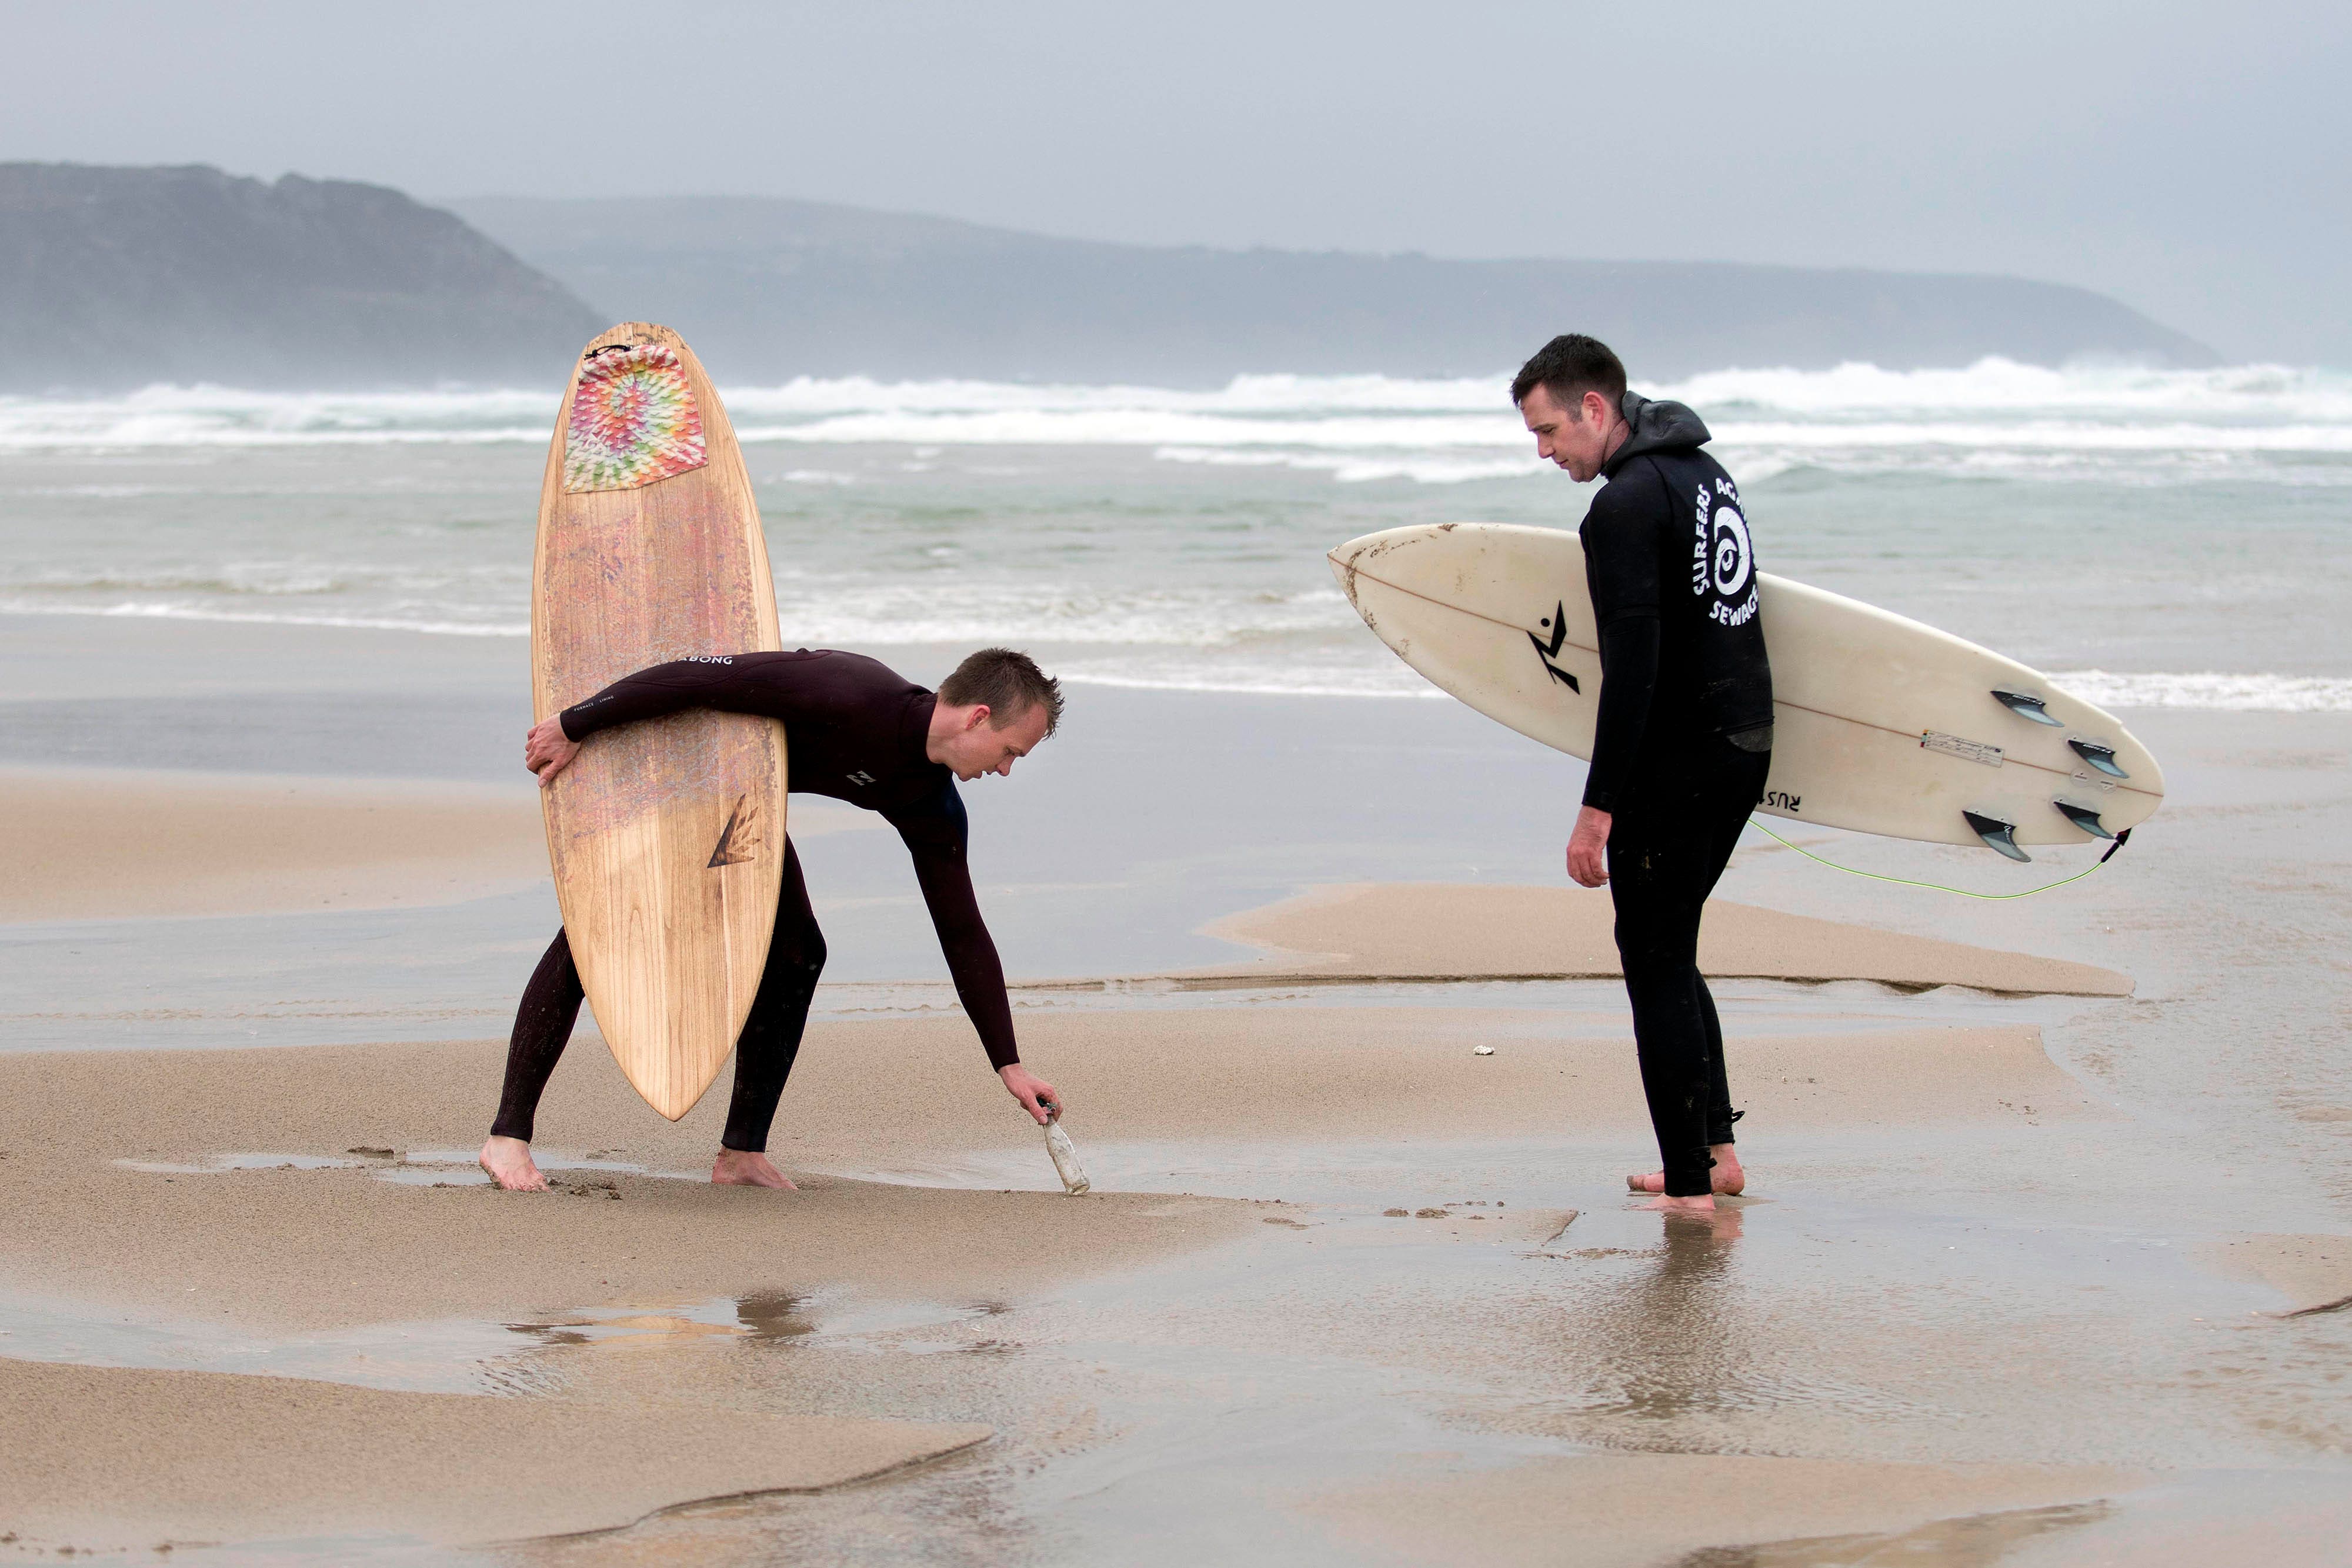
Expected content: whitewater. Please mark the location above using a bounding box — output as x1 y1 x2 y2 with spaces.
4 359 2346 707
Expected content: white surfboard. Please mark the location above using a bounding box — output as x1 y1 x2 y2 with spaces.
1329 523 2163 858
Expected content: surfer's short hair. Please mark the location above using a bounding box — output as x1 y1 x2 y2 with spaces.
1510 334 1627 416
941 648 1064 735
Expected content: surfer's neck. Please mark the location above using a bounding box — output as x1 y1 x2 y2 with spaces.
925 699 983 766
1599 416 1633 471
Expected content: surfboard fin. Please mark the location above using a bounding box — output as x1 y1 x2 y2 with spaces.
1963 809 2031 862
2067 739 2128 778
1991 689 2063 725
2051 799 2115 839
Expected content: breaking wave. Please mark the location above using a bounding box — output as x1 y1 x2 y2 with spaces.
4 361 2348 486
2050 670 2352 712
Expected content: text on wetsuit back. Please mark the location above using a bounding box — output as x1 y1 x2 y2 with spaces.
1694 479 1759 627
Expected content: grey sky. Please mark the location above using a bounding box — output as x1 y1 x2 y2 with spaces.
10 1 2346 363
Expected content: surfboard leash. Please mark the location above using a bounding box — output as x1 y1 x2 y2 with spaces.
1744 819 2131 900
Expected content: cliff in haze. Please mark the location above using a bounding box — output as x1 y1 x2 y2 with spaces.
0 166 2214 393
0 164 603 392
452 194 2217 385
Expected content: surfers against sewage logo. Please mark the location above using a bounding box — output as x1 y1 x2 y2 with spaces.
563 342 709 493
1694 477 1759 627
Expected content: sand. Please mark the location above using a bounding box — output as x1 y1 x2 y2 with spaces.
0 1023 1262 1550
1300 1453 2142 1568
2204 1233 2352 1315
1167 880 2133 996
0 1357 987 1550
0 1005 2133 1557
0 768 547 922
0 1009 2090 1335
1 766 2125 999
0 1035 1266 1333
0 767 878 923
17 755 2348 1562
766 1011 2103 1151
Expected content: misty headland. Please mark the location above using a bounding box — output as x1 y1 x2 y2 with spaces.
4 162 2214 393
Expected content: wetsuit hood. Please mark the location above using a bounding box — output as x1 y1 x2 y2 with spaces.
1603 391 1712 478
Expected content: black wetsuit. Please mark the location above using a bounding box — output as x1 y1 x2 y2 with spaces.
1580 392 1774 1197
490 650 1017 1152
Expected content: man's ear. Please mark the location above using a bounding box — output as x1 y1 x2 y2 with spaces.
1583 389 1612 426
965 703 993 732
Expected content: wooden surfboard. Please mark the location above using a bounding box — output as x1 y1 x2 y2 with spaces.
1330 523 2164 859
532 323 786 1119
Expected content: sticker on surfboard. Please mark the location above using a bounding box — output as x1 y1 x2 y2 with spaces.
1920 730 2004 768
563 342 708 493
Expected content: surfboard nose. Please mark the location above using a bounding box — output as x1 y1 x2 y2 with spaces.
1327 529 1397 603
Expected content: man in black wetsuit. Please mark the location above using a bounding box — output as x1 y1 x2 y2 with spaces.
477 646 1064 1193
1513 334 1774 1215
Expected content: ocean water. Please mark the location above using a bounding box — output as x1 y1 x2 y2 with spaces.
2 359 2347 705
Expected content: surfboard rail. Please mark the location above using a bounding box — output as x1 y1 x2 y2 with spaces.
1330 522 2164 855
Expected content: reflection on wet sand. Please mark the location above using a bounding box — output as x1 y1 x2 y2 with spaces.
736 1291 818 1341
1675 1498 2111 1567
1553 1207 1756 1438
505 1453 1031 1568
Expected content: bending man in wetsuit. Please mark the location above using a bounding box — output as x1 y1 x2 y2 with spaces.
1514 334 1774 1214
478 646 1064 1192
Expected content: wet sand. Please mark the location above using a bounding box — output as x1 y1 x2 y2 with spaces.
2 627 2348 1563
1 1357 988 1550
1301 1454 2141 1568
0 768 547 922
0 1039 1265 1332
0 1012 2090 1332
1179 880 2133 995
0 763 2117 995
0 766 876 923
0 1006 2176 1560
0 956 2133 1557
2206 1233 2352 1315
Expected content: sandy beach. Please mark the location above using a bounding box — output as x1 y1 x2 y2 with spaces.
1 1358 990 1550
3 613 2350 1565
0 980 2173 1559
0 765 882 923
1180 880 2133 994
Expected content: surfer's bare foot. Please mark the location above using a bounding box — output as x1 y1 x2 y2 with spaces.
1627 1144 1744 1196
712 1150 797 1189
1640 1192 1717 1213
479 1136 548 1192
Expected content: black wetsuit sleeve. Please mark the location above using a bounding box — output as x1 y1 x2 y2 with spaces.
559 653 856 740
886 785 1020 1071
1581 475 1666 813
1584 619 1660 811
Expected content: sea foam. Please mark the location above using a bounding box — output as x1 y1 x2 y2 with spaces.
8 361 2350 485
6 361 2343 703
2050 670 2352 713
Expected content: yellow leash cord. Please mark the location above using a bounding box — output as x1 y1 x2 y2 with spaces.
1744 818 2129 900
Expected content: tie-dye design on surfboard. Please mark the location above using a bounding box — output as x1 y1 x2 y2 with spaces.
562 342 708 493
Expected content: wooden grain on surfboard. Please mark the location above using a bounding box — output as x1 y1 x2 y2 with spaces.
532 323 785 1120
1330 523 2164 851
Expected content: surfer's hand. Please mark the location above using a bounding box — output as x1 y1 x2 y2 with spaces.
1000 1064 1060 1126
1567 806 1612 888
525 717 581 786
